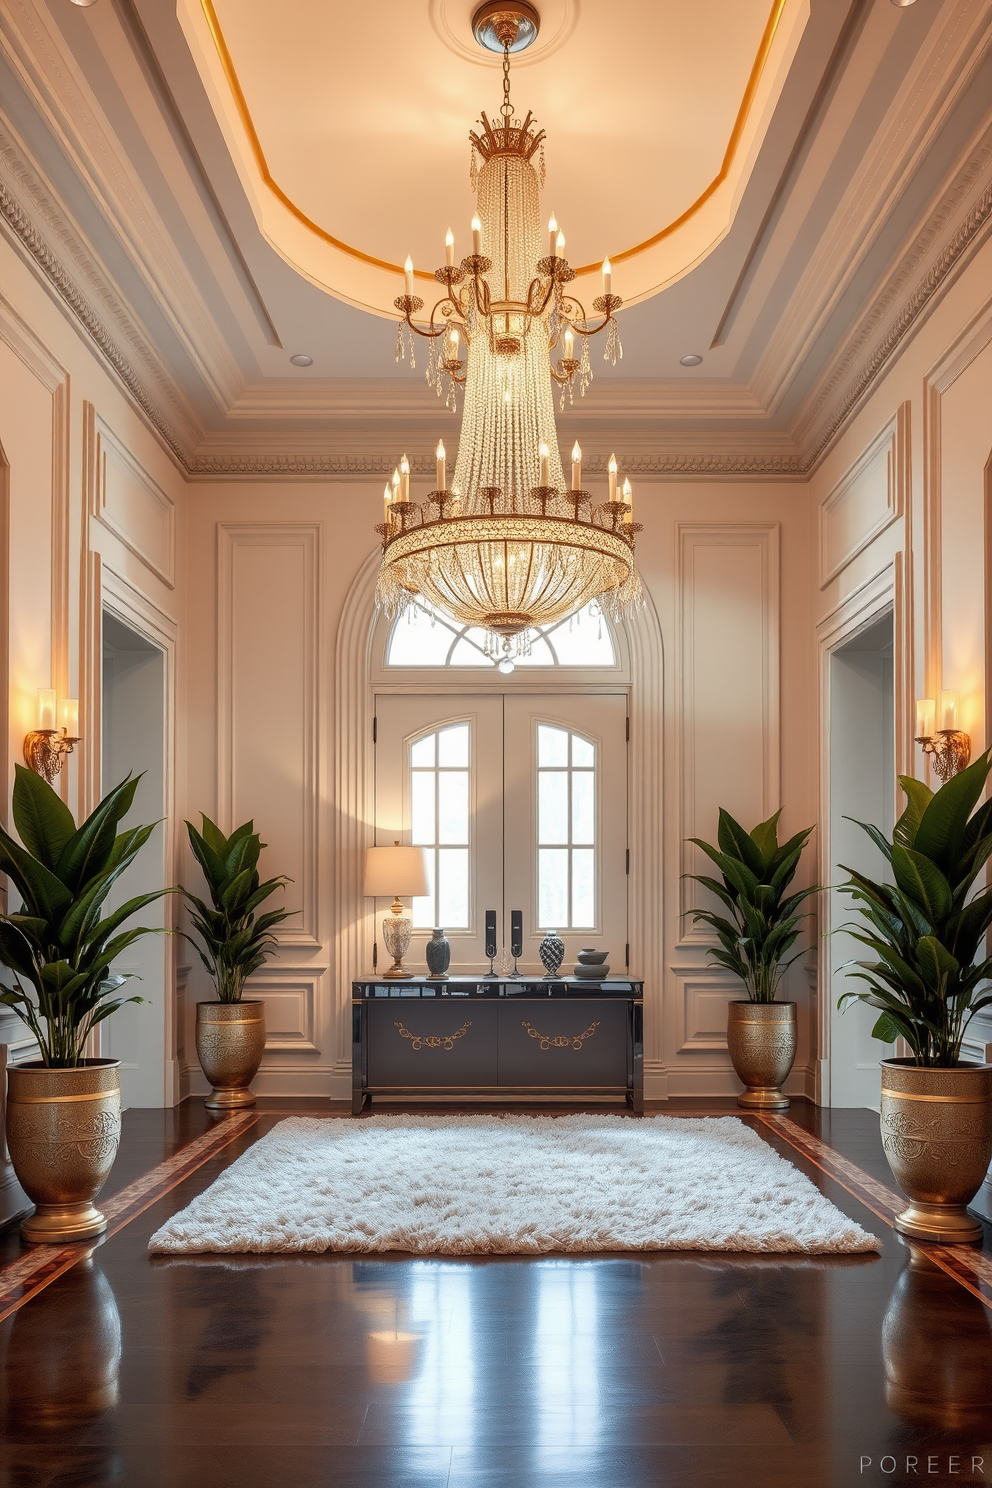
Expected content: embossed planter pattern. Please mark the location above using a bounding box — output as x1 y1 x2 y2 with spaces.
725 1000 796 1111
5 1060 122 1244
196 1000 266 1111
879 1057 992 1245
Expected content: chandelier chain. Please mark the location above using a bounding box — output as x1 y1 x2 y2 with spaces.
502 43 513 120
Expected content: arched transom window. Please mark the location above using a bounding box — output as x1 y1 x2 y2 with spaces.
387 601 616 668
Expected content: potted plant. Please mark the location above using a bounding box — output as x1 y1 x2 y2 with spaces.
0 766 169 1242
182 816 292 1110
839 752 992 1244
687 808 817 1110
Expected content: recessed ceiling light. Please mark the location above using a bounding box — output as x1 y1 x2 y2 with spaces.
890 0 918 6
69 0 99 7
679 353 703 367
290 354 313 367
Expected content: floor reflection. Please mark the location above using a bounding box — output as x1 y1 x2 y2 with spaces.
882 1248 992 1434
1 1255 121 1433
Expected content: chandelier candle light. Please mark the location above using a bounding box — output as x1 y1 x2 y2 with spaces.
376 1 642 668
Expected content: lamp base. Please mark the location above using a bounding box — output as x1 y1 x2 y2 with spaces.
382 914 414 980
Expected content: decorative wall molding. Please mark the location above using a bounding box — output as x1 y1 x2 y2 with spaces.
819 402 907 588
0 290 71 801
0 178 191 470
89 412 176 587
677 523 781 945
797 131 992 469
247 967 323 1054
216 522 322 951
669 965 741 1054
0 125 202 448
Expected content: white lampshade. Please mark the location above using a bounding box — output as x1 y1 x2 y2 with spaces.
364 843 429 899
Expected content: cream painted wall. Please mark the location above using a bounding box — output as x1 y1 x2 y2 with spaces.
183 473 815 1101
811 229 992 1096
0 233 187 1102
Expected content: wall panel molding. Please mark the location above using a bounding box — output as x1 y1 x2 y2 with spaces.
89 413 176 587
677 523 781 945
216 523 321 950
819 402 907 587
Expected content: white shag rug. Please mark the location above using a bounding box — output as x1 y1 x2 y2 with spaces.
148 1115 879 1256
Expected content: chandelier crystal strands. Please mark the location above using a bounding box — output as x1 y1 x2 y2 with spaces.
374 1 642 667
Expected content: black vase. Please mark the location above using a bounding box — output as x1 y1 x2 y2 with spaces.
425 928 451 980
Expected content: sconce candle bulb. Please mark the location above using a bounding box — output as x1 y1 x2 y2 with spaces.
915 691 971 783
24 689 81 785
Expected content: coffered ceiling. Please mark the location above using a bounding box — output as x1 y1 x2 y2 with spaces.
1 0 991 476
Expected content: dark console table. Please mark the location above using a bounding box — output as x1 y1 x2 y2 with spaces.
351 976 643 1115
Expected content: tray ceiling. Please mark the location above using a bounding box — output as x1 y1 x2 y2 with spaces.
179 0 809 313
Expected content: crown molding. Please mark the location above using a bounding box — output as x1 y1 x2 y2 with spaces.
751 0 992 416
794 128 992 468
0 174 194 470
0 123 203 451
0 0 244 410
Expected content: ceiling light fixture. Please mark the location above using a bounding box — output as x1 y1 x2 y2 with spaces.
375 3 641 665
679 353 703 366
289 353 313 366
889 0 918 7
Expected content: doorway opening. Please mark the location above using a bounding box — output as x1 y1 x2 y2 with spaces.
101 611 168 1107
826 611 895 1108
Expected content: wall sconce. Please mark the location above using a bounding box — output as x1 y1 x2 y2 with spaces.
23 690 80 785
915 692 971 783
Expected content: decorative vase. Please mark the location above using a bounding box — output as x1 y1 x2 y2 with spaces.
539 931 565 979
879 1058 992 1244
196 1000 266 1111
882 1250 992 1432
726 1001 796 1111
573 948 609 979
5 1059 122 1244
425 928 451 980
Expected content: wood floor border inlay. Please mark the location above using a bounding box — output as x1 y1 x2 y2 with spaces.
759 1112 992 1311
0 1111 259 1323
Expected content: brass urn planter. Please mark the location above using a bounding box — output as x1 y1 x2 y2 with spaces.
726 1001 797 1111
195 1000 266 1110
5 1059 122 1244
879 1057 992 1244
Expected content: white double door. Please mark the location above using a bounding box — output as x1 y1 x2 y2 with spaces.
373 693 628 975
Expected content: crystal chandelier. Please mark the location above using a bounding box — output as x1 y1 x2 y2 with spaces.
374 1 642 665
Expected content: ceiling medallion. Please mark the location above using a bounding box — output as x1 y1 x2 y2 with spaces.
374 9 642 670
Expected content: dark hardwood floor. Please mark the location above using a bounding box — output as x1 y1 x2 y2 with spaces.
1 1098 990 1488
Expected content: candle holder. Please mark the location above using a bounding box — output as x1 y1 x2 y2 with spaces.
915 729 971 784
23 728 80 785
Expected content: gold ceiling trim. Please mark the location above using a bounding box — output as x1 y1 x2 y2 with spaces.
200 0 788 284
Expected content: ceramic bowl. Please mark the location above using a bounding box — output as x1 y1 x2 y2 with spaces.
576 949 609 965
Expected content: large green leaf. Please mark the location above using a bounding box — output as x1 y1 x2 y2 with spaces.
716 809 766 875
912 752 992 870
893 777 933 848
890 846 952 923
0 826 73 923
749 809 782 867
56 775 141 890
11 765 76 870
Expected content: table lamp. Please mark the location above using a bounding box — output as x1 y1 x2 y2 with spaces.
364 842 430 979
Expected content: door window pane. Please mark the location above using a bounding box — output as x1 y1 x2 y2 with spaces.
537 726 599 929
538 724 569 767
409 722 471 929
